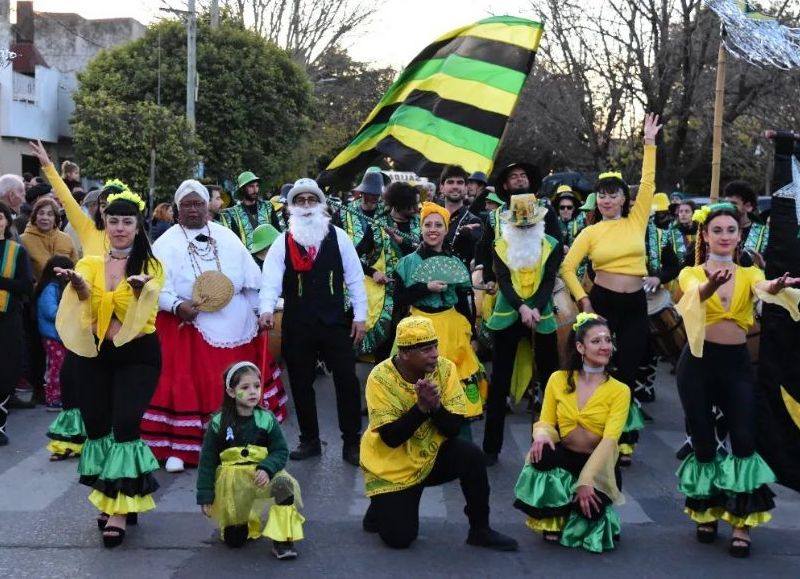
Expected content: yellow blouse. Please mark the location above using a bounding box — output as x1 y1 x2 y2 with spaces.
533 370 630 504
55 255 164 357
44 165 107 257
561 145 656 301
677 265 800 357
536 370 630 440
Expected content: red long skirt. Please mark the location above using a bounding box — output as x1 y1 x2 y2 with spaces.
140 312 288 466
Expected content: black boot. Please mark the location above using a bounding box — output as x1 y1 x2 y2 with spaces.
466 527 518 551
223 524 248 548
289 439 322 461
342 443 360 466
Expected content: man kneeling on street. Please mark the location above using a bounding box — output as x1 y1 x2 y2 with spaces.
360 316 518 551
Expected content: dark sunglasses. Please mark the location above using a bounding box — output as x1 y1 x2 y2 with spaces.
559 205 575 211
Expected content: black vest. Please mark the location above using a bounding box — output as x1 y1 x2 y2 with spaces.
282 225 346 326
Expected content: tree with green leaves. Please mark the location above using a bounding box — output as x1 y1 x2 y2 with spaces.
72 19 313 202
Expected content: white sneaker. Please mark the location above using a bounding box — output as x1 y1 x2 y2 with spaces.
165 456 184 473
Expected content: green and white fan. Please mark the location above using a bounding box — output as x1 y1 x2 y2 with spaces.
411 256 470 285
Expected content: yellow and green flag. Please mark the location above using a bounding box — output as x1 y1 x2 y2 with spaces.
318 16 544 186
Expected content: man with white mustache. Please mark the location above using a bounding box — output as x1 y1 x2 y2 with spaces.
259 178 368 466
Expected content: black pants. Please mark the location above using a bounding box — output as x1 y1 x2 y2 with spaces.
364 437 490 548
676 343 755 462
0 310 23 399
483 322 558 455
282 320 361 445
60 352 80 411
75 333 161 444
589 285 648 391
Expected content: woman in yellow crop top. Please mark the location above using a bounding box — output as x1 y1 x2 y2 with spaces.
54 190 165 549
513 313 630 553
560 113 662 464
674 203 800 558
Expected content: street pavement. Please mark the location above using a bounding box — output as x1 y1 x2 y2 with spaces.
1 360 799 578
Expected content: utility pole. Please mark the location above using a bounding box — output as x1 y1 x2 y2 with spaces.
159 2 197 131
186 0 197 131
211 0 219 30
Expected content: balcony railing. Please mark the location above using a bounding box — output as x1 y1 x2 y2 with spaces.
13 73 36 103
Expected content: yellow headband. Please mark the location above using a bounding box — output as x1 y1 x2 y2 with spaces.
572 312 600 331
420 201 450 229
396 316 438 349
106 190 146 212
598 171 624 181
692 202 736 225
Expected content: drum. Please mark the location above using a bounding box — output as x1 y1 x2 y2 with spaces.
552 277 578 366
268 299 284 364
646 288 686 360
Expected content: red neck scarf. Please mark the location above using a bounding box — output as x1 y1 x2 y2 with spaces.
287 234 317 272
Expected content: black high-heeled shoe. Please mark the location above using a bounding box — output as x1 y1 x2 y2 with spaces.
729 536 751 558
696 521 718 544
102 526 126 548
97 512 137 530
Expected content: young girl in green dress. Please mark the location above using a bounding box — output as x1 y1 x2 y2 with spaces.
197 362 304 560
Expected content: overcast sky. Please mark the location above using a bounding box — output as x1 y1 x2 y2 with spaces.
27 0 536 68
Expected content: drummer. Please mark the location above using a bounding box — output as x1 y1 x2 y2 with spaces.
482 194 562 466
140 180 287 473
553 185 586 253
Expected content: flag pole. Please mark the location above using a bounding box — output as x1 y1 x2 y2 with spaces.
710 38 727 202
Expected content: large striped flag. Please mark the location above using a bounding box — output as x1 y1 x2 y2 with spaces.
317 16 544 187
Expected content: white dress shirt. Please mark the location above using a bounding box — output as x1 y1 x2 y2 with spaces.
259 225 368 322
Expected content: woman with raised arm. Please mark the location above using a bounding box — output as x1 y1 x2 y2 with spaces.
560 113 663 465
55 189 164 548
674 202 800 558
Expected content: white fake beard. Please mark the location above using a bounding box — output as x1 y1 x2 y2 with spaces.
502 220 544 270
288 204 330 248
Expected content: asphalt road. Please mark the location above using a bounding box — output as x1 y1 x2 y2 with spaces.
1 360 798 578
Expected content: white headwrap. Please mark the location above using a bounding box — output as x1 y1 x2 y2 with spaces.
174 179 210 205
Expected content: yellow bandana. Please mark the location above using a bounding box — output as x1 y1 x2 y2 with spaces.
420 201 450 229
395 316 438 349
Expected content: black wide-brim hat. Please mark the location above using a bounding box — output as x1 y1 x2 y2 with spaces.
495 162 542 195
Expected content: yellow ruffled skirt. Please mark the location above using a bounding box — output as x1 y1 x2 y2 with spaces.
410 306 485 418
211 448 304 542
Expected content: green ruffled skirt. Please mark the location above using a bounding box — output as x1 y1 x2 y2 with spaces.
619 401 646 456
79 435 160 514
514 463 620 553
46 408 87 456
676 452 776 527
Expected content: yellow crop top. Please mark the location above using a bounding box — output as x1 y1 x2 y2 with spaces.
55 256 165 357
677 264 800 357
532 370 630 504
44 165 108 257
561 145 657 301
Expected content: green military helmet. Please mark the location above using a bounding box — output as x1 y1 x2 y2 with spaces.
249 223 281 254
237 171 260 190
